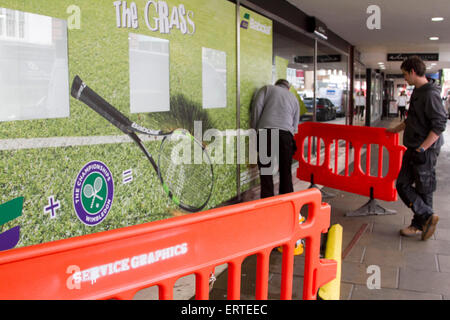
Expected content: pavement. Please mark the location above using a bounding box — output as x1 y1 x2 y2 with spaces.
135 116 450 300
208 116 450 300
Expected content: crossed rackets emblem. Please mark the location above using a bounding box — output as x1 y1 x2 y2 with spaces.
83 176 104 209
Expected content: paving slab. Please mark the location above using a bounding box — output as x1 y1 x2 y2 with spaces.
437 254 450 273
399 268 450 296
350 284 443 300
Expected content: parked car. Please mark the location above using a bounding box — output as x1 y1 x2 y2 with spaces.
300 98 337 121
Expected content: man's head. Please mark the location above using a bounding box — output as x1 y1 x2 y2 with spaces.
400 56 427 86
275 79 290 90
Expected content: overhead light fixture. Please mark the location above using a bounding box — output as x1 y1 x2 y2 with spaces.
429 36 439 40
431 17 444 22
378 62 384 65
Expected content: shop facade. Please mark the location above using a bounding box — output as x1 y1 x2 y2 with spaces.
0 0 359 251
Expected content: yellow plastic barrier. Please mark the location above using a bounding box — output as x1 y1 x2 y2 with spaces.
318 224 343 300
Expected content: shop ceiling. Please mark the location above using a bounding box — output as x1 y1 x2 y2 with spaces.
286 0 450 75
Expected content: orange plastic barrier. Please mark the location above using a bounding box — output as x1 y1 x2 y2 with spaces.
294 122 406 201
0 189 336 300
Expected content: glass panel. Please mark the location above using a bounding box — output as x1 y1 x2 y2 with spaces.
0 8 69 122
370 71 383 124
316 42 349 124
353 62 366 126
272 21 315 123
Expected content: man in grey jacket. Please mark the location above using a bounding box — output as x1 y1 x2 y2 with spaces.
251 79 300 198
387 56 447 240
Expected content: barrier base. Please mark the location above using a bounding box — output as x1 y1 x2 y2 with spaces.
309 184 336 199
346 198 396 217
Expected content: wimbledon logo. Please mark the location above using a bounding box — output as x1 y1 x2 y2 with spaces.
73 161 114 226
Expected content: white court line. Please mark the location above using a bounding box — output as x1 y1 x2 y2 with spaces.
0 129 254 152
0 135 163 151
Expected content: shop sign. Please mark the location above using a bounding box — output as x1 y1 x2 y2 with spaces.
296 70 304 78
294 55 341 64
240 13 271 35
387 53 439 61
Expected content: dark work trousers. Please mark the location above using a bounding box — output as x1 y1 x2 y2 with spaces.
257 129 296 198
398 106 406 120
396 147 439 230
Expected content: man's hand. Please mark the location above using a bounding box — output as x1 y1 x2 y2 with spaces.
386 127 397 133
386 122 406 134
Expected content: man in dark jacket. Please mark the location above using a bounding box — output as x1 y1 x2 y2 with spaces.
387 56 447 240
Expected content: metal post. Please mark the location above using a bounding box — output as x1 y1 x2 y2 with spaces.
312 39 317 155
236 0 241 201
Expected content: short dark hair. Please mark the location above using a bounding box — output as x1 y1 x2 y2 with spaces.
400 56 426 77
275 79 290 89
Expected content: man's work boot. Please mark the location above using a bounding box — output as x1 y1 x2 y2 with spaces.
422 214 439 241
399 225 420 237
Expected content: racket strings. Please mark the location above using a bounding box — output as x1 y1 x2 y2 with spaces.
158 138 213 208
159 153 213 195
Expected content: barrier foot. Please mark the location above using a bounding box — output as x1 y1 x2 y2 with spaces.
346 198 396 217
308 184 336 199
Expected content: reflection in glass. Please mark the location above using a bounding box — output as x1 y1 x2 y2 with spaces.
0 8 70 122
129 33 170 113
316 43 349 123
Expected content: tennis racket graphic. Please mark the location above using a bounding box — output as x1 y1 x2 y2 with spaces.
83 177 104 209
71 75 214 212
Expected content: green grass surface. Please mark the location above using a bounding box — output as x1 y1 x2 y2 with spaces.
0 139 237 248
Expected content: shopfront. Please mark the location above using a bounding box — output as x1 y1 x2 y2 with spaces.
0 0 353 252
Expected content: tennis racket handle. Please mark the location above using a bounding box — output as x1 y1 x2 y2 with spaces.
71 75 133 134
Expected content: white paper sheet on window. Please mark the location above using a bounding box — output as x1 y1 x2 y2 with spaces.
0 8 70 122
129 33 170 113
202 47 227 109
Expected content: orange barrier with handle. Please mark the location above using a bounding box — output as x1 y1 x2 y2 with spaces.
0 189 336 300
294 122 406 202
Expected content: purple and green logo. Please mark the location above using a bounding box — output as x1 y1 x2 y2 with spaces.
0 197 23 251
73 161 114 226
241 13 250 29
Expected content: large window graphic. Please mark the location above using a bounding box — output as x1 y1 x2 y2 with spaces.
0 8 69 122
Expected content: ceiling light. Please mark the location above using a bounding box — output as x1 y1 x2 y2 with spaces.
378 62 384 65
431 17 444 22
429 36 439 40
431 63 437 66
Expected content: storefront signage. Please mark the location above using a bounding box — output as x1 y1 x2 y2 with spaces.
114 0 196 34
294 55 341 64
240 13 271 35
387 53 439 61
